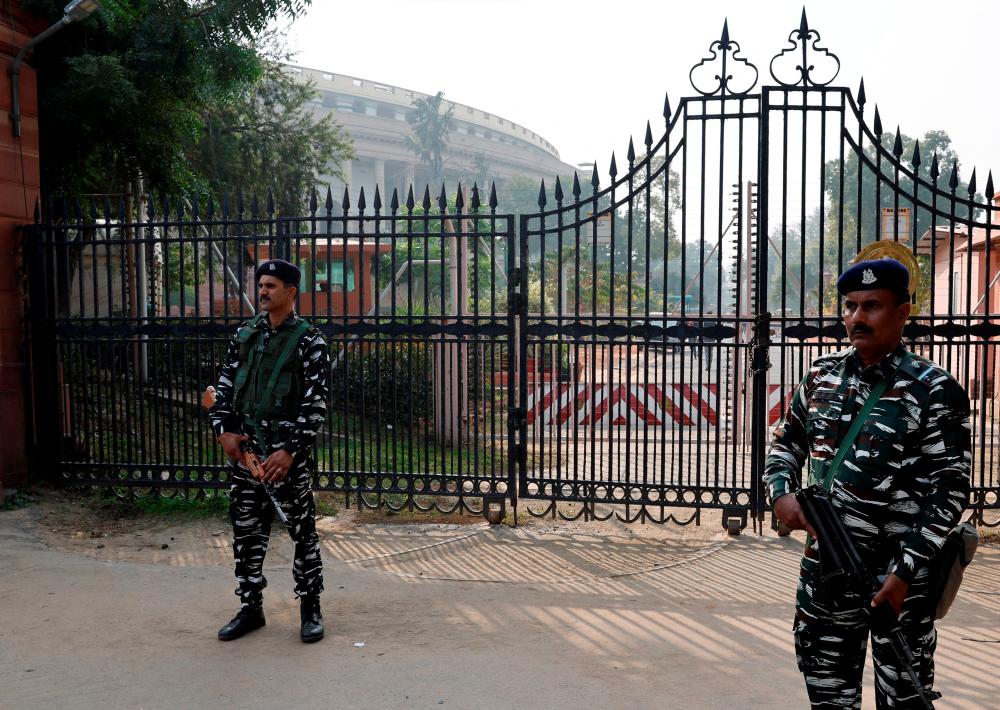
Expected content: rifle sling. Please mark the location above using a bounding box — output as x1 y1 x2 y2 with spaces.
815 353 910 493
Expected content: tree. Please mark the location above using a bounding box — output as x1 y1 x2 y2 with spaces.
499 158 685 316
192 60 354 215
406 91 454 186
630 155 683 255
625 155 684 306
764 129 979 317
466 154 490 192
25 0 315 197
825 129 980 259
495 174 543 215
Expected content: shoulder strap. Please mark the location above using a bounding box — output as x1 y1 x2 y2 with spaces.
232 320 265 401
817 352 911 492
257 319 310 414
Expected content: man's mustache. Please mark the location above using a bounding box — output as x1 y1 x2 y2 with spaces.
851 325 873 335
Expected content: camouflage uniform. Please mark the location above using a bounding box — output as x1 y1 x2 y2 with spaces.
210 312 330 608
765 344 971 709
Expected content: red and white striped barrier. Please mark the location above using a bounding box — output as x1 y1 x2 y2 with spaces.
524 382 797 428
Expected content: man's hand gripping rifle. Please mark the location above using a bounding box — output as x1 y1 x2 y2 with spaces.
795 484 940 709
202 386 290 526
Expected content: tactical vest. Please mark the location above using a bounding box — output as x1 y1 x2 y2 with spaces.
232 314 310 427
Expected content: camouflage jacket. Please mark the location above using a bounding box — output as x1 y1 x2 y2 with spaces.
764 344 971 583
209 312 330 459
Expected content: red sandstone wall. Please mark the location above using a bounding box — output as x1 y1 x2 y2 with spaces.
0 7 47 495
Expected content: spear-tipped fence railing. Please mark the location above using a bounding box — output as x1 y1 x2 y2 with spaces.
24 182 518 518
21 9 1000 527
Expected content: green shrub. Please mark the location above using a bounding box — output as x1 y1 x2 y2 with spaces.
329 342 433 428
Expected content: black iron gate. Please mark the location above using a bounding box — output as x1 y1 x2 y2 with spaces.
512 12 999 529
23 12 1000 527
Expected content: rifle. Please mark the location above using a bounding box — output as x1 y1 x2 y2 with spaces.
795 484 940 709
203 386 290 526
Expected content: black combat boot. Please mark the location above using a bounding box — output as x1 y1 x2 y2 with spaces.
300 595 324 643
217 605 265 641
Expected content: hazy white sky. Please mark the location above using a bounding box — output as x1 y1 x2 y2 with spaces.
287 0 1000 184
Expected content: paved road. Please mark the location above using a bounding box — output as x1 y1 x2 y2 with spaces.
1 507 998 710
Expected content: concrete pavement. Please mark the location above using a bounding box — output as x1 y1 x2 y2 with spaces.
1 505 998 710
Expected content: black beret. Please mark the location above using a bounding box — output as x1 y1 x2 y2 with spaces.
255 259 301 287
837 258 909 296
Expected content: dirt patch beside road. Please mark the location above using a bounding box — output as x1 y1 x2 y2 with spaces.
21 487 734 569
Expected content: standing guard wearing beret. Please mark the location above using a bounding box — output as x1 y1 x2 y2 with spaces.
765 256 972 707
209 259 331 643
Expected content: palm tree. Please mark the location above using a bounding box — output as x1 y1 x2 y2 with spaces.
470 153 490 189
406 91 455 186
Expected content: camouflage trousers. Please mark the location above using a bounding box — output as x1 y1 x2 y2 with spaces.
229 461 324 608
793 543 937 709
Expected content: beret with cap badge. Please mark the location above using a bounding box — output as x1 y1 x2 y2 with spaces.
255 259 301 287
837 258 909 297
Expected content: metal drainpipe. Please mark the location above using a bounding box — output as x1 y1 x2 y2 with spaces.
9 1 102 136
9 18 72 137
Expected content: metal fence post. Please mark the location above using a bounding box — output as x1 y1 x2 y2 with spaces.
506 215 526 513
517 216 529 503
750 88 772 532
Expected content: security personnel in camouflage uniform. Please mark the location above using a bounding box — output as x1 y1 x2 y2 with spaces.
766 258 971 708
209 259 330 643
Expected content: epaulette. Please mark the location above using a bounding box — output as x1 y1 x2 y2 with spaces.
237 313 266 331
899 352 946 387
812 347 852 371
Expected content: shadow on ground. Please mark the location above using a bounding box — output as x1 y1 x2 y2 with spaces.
1 493 997 710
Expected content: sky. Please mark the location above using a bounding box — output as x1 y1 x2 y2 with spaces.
286 0 1000 187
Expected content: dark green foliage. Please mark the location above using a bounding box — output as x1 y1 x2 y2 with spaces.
58 337 220 467
329 343 433 428
65 330 225 395
144 334 226 394
384 200 511 316
126 489 230 517
24 0 345 203
0 488 37 511
192 60 354 215
532 341 574 380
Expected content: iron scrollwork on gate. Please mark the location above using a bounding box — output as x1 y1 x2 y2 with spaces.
769 9 840 88
689 19 759 98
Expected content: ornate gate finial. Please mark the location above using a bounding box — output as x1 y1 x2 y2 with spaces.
689 18 759 97
769 8 840 87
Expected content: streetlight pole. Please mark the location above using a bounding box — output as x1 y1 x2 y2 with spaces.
9 0 100 137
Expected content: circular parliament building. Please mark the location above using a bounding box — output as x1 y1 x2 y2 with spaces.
287 64 578 204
